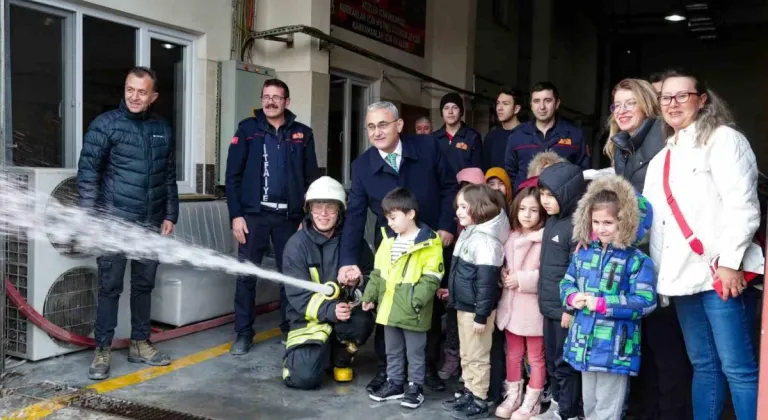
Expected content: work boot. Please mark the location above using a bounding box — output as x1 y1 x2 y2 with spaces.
438 349 461 379
495 380 524 418
511 386 543 420
230 335 252 355
333 367 354 382
366 371 388 393
88 347 111 380
425 371 446 391
128 340 171 366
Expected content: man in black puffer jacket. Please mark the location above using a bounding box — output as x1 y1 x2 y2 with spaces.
77 67 178 381
536 162 586 420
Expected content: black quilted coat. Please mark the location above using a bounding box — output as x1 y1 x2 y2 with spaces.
77 100 179 226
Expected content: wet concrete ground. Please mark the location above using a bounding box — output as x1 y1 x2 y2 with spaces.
0 311 467 419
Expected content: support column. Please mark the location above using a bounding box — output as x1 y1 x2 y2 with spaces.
530 0 553 83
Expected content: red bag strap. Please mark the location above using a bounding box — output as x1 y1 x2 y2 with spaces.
663 149 705 256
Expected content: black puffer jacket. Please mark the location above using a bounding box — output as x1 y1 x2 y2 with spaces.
77 100 179 225
537 162 586 320
611 117 665 192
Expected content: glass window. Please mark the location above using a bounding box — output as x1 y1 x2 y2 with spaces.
7 3 72 167
82 16 136 131
150 39 187 181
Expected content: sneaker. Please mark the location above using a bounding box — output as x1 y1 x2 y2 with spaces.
438 349 460 379
369 379 405 402
400 382 425 409
425 371 446 392
531 400 559 420
443 387 472 411
366 371 388 393
541 381 552 403
451 394 490 419
128 340 170 366
230 335 252 355
88 347 111 380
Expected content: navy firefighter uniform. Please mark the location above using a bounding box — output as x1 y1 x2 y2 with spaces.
225 108 318 342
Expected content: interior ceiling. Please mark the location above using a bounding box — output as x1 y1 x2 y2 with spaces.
596 0 768 36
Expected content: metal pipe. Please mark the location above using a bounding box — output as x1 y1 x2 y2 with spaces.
1 0 7 378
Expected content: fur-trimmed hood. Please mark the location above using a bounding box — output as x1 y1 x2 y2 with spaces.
527 151 566 178
572 175 653 249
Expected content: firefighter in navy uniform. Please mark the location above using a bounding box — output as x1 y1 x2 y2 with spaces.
226 79 318 355
281 177 375 389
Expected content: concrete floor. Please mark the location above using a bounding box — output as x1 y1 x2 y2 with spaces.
0 311 465 420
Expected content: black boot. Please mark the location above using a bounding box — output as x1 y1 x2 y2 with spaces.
230 335 252 355
451 394 490 419
425 371 446 392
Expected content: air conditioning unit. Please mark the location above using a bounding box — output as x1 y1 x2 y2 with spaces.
2 168 131 361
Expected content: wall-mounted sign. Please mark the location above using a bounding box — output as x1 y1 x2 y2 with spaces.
332 0 427 57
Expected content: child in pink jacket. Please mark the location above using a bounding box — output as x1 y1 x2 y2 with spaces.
495 186 547 419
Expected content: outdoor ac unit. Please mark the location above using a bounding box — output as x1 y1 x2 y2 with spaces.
2 168 130 361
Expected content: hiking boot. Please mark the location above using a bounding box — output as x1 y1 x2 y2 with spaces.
451 394 490 419
400 382 425 409
425 371 446 391
511 386 543 420
443 387 472 411
369 379 405 402
128 340 171 366
366 371 388 393
438 349 461 379
495 380 524 418
88 347 111 380
230 335 252 355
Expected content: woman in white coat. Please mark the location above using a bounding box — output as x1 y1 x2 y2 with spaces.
643 69 761 420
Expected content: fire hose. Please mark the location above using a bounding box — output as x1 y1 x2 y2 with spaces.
3 276 358 350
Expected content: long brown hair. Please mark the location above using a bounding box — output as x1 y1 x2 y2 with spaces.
509 186 547 232
604 78 661 164
455 184 506 225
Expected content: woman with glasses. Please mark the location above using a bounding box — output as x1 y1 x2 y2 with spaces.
643 69 760 420
605 79 694 420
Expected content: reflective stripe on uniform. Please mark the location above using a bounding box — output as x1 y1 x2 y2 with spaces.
309 267 321 283
286 322 332 349
306 293 325 322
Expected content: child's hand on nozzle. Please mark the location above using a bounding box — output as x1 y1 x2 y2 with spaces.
472 322 486 334
362 302 375 312
585 295 599 312
503 269 519 289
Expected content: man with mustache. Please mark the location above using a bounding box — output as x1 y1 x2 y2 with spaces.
225 78 318 355
78 66 178 380
504 82 591 192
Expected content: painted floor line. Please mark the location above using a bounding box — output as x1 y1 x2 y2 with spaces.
3 328 281 420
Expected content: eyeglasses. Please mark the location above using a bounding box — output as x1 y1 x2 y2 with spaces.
310 202 339 215
609 100 638 114
659 92 699 106
366 120 398 132
261 95 285 103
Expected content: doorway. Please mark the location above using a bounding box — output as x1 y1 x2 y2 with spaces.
327 73 371 186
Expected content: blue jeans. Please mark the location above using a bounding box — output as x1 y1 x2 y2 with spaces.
674 289 759 420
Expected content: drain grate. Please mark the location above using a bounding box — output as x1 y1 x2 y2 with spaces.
13 382 214 420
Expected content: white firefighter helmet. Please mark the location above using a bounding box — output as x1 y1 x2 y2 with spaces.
305 176 346 210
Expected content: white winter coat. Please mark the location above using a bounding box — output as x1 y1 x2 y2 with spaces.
642 123 760 296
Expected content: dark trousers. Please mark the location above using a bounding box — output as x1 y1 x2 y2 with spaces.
283 307 374 390
635 303 693 420
425 298 446 374
94 254 159 348
488 325 507 402
543 316 582 418
234 211 300 338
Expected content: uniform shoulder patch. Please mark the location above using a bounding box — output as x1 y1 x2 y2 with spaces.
231 136 239 145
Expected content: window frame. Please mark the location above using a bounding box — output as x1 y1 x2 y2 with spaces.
7 0 198 193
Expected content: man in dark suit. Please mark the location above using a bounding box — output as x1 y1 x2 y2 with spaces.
337 101 458 393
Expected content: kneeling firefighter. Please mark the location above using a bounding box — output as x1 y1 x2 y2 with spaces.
281 176 375 389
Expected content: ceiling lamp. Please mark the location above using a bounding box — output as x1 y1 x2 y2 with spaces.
665 11 687 22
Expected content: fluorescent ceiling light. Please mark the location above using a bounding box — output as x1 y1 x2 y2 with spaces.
665 13 687 22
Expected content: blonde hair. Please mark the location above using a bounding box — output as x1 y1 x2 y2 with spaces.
604 79 661 164
659 69 735 145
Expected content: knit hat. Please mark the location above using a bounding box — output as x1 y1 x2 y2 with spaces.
485 167 513 204
457 167 486 185
440 92 464 116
